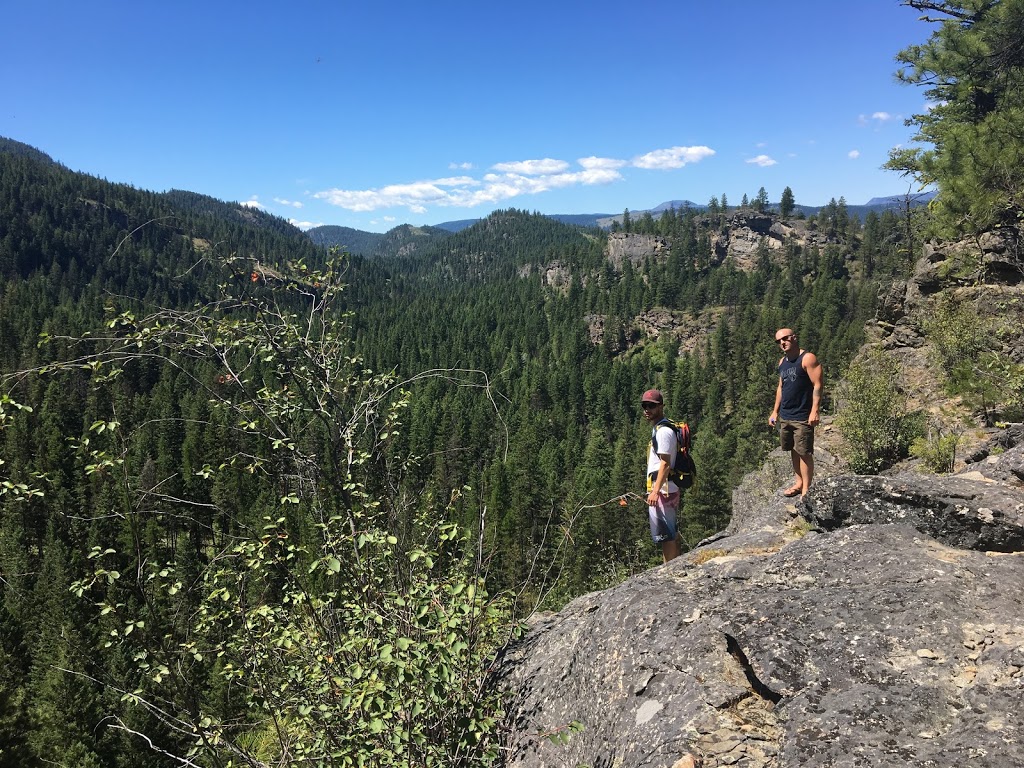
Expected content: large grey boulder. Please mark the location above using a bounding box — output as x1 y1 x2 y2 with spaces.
807 471 1024 552
498 449 1024 767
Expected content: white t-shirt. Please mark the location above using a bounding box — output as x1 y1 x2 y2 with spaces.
647 422 679 495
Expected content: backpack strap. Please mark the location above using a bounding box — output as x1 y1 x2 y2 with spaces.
651 418 672 451
651 418 678 468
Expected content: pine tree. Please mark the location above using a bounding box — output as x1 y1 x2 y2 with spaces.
886 0 1024 244
780 186 795 218
754 187 770 213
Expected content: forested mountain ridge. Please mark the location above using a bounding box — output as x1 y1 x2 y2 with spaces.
334 194 934 243
306 223 386 254
0 138 913 765
308 222 464 258
0 137 56 165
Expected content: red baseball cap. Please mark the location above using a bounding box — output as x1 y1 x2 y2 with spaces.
640 389 664 404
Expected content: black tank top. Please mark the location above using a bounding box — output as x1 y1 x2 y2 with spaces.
779 352 812 421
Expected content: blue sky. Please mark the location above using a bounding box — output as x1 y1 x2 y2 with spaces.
3 1 934 233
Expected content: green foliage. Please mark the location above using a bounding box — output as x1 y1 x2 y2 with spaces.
924 295 992 372
833 348 924 474
887 0 1024 245
87 514 508 766
922 295 1024 422
542 720 585 747
753 187 770 213
911 431 961 473
983 354 1024 421
780 186 796 219
40 258 512 766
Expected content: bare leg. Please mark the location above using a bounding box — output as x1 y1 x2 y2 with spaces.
789 450 803 492
798 451 815 496
662 538 680 563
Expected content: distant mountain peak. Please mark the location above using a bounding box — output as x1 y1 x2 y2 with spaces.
864 191 937 207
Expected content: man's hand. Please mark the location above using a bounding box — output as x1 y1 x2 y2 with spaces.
769 411 778 427
808 409 820 427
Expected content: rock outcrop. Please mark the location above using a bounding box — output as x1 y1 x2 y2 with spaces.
498 440 1024 767
583 307 723 356
602 212 833 275
607 233 671 271
707 212 783 271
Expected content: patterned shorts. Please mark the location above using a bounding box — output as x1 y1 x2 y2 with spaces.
648 491 681 543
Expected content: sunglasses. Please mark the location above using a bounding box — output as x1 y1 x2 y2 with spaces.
776 334 796 345
641 402 660 410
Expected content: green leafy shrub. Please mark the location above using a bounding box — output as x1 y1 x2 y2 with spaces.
834 348 924 474
924 296 1024 424
45 255 514 766
910 432 960 473
924 296 992 373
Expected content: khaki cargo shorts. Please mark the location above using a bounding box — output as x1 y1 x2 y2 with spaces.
779 419 815 456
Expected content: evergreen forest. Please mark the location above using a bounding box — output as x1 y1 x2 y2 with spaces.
0 135 909 766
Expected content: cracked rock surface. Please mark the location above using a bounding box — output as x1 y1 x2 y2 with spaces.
497 443 1024 767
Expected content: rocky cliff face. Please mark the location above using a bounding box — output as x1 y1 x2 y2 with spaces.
705 212 784 271
607 233 671 271
601 213 837 275
497 439 1024 767
582 214 839 358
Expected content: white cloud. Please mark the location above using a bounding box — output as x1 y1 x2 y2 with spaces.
745 155 778 167
289 218 321 231
240 196 266 209
631 145 715 170
449 161 474 170
859 111 896 126
491 158 570 175
312 145 713 213
274 197 304 208
578 156 627 170
314 176 479 214
575 168 623 184
848 149 861 159
314 165 621 213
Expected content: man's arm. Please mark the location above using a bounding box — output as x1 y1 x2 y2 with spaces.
646 454 672 506
803 352 823 426
769 375 782 426
646 425 676 504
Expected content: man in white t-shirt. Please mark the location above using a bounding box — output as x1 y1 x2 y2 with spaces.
641 388 680 563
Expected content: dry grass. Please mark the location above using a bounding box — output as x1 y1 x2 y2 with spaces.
691 548 728 565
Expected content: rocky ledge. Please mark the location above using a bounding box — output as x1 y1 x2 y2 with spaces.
497 439 1024 767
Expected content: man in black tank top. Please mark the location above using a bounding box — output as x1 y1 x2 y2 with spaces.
768 328 823 499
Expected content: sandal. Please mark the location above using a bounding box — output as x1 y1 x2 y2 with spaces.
782 485 802 497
